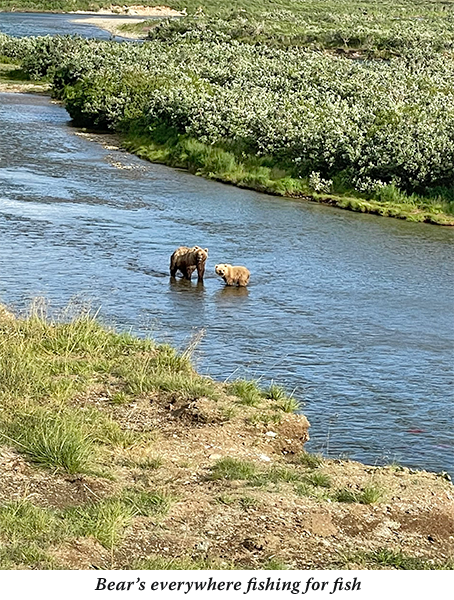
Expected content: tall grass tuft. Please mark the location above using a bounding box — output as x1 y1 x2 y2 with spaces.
3 410 95 474
209 457 258 480
228 379 262 406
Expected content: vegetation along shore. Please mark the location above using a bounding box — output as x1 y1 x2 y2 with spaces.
0 305 453 570
1 0 454 224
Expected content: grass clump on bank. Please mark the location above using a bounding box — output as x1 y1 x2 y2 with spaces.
0 309 209 473
333 483 384 504
342 548 454 570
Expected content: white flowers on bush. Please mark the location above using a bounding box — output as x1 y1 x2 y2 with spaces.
353 176 386 193
309 172 333 193
2 27 454 196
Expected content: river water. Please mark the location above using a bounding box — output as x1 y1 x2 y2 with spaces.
0 92 453 475
0 11 151 40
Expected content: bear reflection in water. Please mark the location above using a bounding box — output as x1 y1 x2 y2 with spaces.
169 276 206 297
215 285 249 302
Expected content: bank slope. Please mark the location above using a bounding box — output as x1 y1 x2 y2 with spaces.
0 307 452 570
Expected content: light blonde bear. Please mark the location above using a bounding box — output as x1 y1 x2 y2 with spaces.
215 263 250 287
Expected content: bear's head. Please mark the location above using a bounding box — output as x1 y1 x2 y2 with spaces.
193 246 208 263
215 263 229 277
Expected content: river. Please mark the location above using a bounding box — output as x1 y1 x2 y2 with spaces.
0 11 152 40
0 91 453 475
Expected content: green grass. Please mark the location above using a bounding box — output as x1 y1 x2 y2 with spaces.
209 457 331 496
0 500 61 545
348 548 454 570
303 472 331 488
251 466 302 486
293 451 324 469
227 379 263 407
209 457 258 480
62 499 135 549
238 495 259 509
0 310 222 474
124 131 454 226
333 483 383 504
63 489 172 549
0 543 58 570
0 489 172 565
261 557 290 570
132 555 234 570
1 410 96 474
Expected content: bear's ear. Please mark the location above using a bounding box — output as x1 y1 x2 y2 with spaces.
204 248 208 253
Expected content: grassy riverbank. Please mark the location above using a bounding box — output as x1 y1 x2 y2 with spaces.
0 305 453 570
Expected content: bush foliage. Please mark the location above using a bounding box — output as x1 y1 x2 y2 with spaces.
1 1 453 215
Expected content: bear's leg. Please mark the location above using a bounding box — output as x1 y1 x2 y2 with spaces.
196 263 205 281
182 266 195 280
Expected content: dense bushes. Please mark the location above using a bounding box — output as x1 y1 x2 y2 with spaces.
1 4 454 212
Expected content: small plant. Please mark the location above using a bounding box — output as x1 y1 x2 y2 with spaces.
0 543 57 570
294 482 315 497
332 484 383 504
263 384 287 401
332 487 358 503
238 496 259 510
0 500 60 545
275 396 301 413
215 494 236 506
250 465 302 487
110 391 131 405
4 411 95 474
209 457 257 481
136 456 163 470
65 497 135 549
121 488 172 516
131 555 231 570
294 451 324 469
304 472 331 488
359 484 384 504
220 406 237 420
262 557 289 570
356 548 454 570
228 379 262 407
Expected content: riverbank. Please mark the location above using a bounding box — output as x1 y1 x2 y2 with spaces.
1 3 454 225
69 5 185 39
122 131 454 226
0 62 49 93
0 305 452 570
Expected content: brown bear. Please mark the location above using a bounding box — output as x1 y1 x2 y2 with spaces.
215 263 250 287
170 246 208 281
